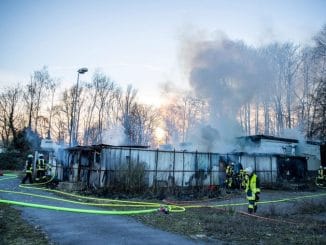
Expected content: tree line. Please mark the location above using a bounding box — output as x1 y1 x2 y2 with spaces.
0 25 325 153
0 69 159 150
162 24 326 144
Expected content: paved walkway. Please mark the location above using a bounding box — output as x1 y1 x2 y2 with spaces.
0 176 211 245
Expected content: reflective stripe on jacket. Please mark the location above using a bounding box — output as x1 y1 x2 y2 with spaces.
317 168 325 178
25 161 33 173
37 159 45 170
245 173 260 200
226 166 233 176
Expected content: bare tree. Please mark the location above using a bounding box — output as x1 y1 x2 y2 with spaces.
36 115 49 137
120 85 138 144
0 85 22 147
161 93 207 145
23 66 55 135
161 103 183 144
50 104 67 144
241 102 251 135
294 47 317 136
83 81 99 145
182 95 207 142
115 85 161 146
46 79 59 139
97 80 117 143
261 43 300 135
58 88 74 146
283 43 301 129
307 24 326 140
309 78 326 140
314 24 326 63
128 103 159 145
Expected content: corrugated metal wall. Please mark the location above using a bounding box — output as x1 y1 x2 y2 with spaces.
239 155 277 184
55 146 279 190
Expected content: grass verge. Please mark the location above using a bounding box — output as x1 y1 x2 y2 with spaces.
0 204 50 245
134 203 326 244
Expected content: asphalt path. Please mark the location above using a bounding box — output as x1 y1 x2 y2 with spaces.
0 176 210 245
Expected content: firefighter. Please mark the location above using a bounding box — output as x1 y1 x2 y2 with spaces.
36 153 46 181
22 154 33 184
244 166 260 213
233 163 243 189
239 168 247 190
225 162 234 189
316 165 325 187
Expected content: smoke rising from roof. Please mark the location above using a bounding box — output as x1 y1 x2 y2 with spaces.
102 126 126 146
182 34 274 151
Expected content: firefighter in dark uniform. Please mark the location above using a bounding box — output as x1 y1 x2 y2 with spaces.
244 166 260 213
225 162 234 189
316 166 326 187
36 153 46 181
22 154 33 184
239 168 247 190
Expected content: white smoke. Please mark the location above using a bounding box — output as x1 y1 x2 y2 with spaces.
186 124 238 153
102 125 126 146
24 128 40 149
281 127 305 141
281 127 308 155
180 34 274 151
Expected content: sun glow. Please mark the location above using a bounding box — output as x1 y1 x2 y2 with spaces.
155 127 166 145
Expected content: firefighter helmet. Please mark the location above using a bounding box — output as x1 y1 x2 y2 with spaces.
245 166 253 175
38 153 44 159
27 154 33 158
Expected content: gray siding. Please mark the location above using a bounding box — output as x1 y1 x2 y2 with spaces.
56 146 281 187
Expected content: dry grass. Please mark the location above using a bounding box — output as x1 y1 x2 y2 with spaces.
296 199 326 214
0 204 51 245
134 201 326 244
2 180 325 245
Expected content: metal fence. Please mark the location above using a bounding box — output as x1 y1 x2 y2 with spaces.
54 146 279 194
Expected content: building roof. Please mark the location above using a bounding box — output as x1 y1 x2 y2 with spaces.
66 144 149 151
238 135 322 145
238 135 298 143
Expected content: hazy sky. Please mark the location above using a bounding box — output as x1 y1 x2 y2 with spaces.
0 0 325 105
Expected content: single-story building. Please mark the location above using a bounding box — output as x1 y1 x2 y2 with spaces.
54 135 323 190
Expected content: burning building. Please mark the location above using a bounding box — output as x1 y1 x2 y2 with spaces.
235 135 321 184
54 135 322 192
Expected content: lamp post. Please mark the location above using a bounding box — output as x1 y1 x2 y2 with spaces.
70 67 88 146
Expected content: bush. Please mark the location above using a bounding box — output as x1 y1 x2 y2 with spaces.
0 127 40 171
110 161 148 194
0 152 26 170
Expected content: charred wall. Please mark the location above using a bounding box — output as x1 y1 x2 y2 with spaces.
57 146 283 189
277 156 307 182
321 144 326 166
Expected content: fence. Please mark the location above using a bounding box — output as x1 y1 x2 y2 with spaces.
54 146 279 194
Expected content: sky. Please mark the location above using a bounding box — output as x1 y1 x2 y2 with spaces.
0 0 325 106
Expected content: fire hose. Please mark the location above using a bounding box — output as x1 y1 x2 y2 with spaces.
0 173 185 215
1 173 325 216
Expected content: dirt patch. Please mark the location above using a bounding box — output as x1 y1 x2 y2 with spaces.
0 204 51 245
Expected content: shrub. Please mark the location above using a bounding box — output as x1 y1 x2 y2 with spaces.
110 160 148 194
0 152 25 170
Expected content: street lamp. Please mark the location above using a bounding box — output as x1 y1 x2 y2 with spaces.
78 67 88 74
70 67 88 146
